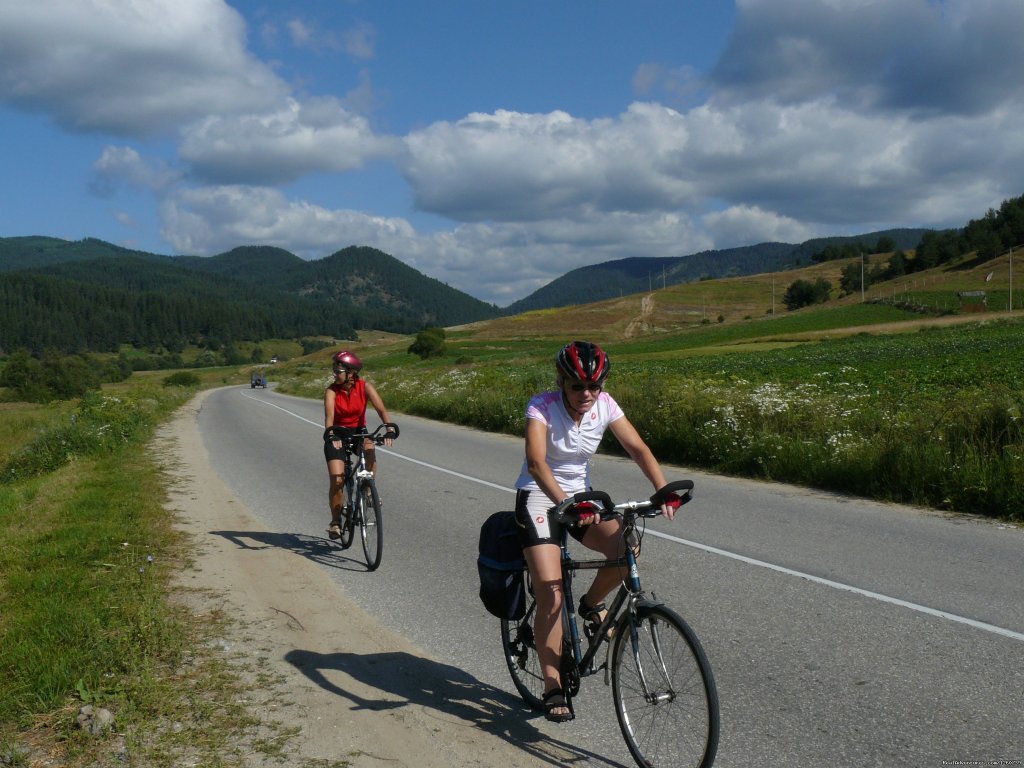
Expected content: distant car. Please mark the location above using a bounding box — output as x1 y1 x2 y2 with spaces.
269 355 279 364
250 371 267 389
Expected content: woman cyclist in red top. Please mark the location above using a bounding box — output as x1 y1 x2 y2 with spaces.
323 350 395 540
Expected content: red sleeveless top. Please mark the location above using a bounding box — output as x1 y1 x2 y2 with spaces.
329 378 367 428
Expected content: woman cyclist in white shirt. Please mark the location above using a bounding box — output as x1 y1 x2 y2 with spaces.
513 340 678 723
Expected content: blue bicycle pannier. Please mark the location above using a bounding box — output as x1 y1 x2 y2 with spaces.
477 511 526 620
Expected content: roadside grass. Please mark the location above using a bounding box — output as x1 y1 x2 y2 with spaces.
0 402 49 466
0 367 338 767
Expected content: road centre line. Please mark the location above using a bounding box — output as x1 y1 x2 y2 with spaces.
242 390 1024 643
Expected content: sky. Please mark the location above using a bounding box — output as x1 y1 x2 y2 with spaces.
2 1 1023 307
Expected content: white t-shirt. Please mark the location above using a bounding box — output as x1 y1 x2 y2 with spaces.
514 390 625 494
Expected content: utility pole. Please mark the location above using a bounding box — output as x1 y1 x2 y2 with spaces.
861 253 865 303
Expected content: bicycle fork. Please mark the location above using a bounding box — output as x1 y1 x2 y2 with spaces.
619 544 678 706
624 599 678 705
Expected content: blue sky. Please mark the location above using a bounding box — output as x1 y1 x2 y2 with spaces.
2 1 1023 306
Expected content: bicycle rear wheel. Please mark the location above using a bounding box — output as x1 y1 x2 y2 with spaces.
610 605 719 768
499 596 544 711
358 479 383 571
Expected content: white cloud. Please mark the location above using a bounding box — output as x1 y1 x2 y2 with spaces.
704 205 816 248
179 97 400 184
401 104 699 222
91 146 180 196
0 0 287 136
160 185 415 258
400 95 1018 234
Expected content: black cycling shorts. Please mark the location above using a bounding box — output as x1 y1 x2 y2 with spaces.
323 426 368 463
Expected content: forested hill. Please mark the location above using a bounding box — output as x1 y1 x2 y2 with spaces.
507 228 930 313
0 239 501 355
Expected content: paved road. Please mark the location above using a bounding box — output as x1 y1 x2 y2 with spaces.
198 386 1024 768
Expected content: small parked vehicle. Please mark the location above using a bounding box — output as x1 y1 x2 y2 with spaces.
250 371 267 389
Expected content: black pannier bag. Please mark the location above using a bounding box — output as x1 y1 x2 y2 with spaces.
477 511 526 620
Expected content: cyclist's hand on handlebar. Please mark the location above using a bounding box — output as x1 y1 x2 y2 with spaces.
574 500 601 526
660 492 683 521
383 422 399 446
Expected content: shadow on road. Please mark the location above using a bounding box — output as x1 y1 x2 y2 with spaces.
209 529 373 572
284 648 627 768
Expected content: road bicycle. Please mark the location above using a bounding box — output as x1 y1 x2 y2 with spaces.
327 422 398 571
499 480 720 768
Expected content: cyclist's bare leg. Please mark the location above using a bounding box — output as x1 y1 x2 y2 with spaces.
327 458 346 525
580 518 628 614
523 543 571 717
363 441 377 475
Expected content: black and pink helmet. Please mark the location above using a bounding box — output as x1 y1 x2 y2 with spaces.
332 350 363 371
556 341 610 384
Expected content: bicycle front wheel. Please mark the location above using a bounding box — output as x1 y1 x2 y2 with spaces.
338 479 355 549
358 479 383 571
611 605 719 768
499 596 544 711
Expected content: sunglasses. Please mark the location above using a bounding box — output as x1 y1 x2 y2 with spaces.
334 367 356 375
568 382 602 393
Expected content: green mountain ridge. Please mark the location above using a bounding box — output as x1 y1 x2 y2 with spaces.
0 239 501 354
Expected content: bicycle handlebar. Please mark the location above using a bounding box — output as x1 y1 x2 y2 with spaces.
550 479 694 525
324 422 399 446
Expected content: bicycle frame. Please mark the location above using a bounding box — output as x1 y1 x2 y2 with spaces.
340 437 373 520
557 512 660 687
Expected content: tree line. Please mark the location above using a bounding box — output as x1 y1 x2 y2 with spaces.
786 192 1024 308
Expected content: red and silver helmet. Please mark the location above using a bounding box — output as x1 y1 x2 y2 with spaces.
556 341 610 383
332 350 363 371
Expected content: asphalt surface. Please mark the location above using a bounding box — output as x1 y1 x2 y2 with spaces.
197 385 1024 768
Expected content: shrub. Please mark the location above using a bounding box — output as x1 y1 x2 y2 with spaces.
163 371 201 387
0 349 101 402
408 327 447 359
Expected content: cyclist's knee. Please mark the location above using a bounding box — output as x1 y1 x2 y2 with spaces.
533 579 564 609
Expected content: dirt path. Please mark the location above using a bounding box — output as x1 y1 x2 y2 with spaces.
156 390 570 768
